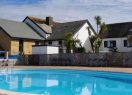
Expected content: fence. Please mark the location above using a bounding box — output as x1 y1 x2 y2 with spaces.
27 53 132 67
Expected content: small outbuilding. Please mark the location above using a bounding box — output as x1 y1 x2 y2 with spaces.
32 46 59 54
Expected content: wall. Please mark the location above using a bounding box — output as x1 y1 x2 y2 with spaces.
47 46 59 54
100 37 132 52
32 46 59 54
45 40 66 53
11 40 35 55
28 53 132 67
73 22 94 52
45 23 94 53
45 41 59 46
23 41 35 55
0 28 11 52
45 40 64 47
0 28 38 55
24 18 47 38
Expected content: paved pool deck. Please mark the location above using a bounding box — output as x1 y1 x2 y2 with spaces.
13 66 132 73
1 66 132 95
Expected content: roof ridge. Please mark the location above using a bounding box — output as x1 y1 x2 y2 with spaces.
0 18 21 23
60 19 87 24
107 21 132 25
27 16 45 23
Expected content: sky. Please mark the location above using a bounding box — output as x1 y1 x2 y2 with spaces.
0 0 132 26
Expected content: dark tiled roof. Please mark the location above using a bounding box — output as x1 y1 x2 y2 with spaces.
0 19 44 40
27 16 95 40
101 22 132 38
47 20 90 40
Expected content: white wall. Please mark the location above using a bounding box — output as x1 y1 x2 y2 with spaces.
73 22 94 52
32 46 59 54
45 41 66 53
45 41 59 46
24 18 47 38
100 37 132 52
47 46 59 54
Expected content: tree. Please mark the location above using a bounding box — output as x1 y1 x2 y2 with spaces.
89 35 97 52
89 16 107 53
64 33 81 53
100 22 107 35
95 16 101 33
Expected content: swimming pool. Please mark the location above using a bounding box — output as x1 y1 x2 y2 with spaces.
0 69 132 95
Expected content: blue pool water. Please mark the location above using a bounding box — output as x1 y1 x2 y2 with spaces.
0 69 132 95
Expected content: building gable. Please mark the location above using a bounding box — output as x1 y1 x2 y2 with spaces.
46 20 95 41
23 17 47 38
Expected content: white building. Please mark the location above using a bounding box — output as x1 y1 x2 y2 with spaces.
100 22 132 52
23 16 95 53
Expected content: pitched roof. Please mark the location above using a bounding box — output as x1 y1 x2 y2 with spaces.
46 20 88 40
0 19 44 40
47 20 87 40
0 16 95 41
101 22 132 38
27 16 95 40
27 16 46 23
26 16 55 34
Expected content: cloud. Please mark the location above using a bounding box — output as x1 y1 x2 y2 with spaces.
0 0 132 27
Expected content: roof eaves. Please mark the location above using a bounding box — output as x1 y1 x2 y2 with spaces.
0 26 12 38
12 37 44 41
73 20 87 35
86 20 96 35
45 39 63 41
73 20 96 36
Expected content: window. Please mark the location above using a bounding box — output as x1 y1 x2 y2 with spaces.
124 40 132 47
128 42 132 47
124 40 128 47
48 41 52 45
104 41 108 47
104 40 116 48
110 40 116 48
59 41 62 45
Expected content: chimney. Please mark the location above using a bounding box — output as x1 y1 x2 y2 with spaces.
46 16 53 26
